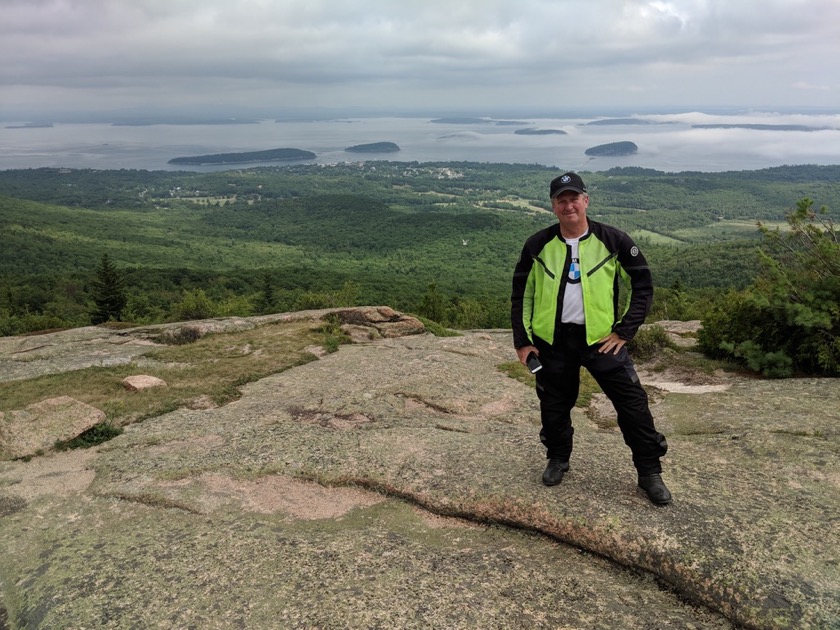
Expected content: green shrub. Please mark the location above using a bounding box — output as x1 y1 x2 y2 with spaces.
313 314 351 352
166 326 203 345
650 284 718 321
0 311 70 336
699 198 839 377
172 289 217 321
413 315 461 337
55 422 123 451
720 340 794 378
627 325 676 361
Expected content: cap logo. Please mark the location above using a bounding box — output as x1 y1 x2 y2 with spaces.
560 175 572 184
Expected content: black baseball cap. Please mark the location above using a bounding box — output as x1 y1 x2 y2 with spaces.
550 172 587 198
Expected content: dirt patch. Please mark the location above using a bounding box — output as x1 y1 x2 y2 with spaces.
644 380 730 394
202 473 386 517
478 395 516 416
289 406 374 430
185 395 219 410
637 358 735 389
410 504 481 529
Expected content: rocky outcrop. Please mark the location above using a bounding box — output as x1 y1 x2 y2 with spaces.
0 307 424 384
0 396 105 460
332 306 424 338
0 308 837 629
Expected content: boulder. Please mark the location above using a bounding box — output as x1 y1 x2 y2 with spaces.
0 396 105 460
122 375 168 391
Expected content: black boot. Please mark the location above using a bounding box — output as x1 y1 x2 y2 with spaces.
542 458 569 486
638 473 672 505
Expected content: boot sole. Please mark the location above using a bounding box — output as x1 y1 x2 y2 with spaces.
637 486 672 505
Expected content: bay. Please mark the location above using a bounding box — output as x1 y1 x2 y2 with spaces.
1 112 839 173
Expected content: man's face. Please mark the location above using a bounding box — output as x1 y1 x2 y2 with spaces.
551 191 589 234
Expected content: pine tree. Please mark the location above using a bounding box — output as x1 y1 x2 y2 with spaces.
418 282 446 323
254 273 275 315
91 253 127 324
699 198 839 376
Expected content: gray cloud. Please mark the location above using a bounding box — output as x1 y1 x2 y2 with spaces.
1 0 838 115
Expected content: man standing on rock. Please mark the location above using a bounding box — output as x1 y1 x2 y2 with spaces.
510 172 671 505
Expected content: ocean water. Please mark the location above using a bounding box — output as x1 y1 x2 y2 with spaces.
2 112 839 173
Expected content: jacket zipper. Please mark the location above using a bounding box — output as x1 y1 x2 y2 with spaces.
533 256 556 279
587 252 616 277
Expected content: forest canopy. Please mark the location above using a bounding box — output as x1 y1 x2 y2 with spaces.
1 161 838 370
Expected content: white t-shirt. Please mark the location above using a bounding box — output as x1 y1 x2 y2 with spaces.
561 234 586 324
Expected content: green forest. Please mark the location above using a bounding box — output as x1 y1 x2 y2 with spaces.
1 162 838 373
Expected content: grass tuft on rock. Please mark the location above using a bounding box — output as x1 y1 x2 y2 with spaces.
55 422 123 450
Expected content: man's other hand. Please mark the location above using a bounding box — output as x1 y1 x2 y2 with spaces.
516 345 538 365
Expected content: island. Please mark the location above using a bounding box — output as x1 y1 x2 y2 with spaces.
584 141 638 156
168 148 316 165
586 119 655 126
430 117 490 125
115 118 259 126
5 122 54 129
345 142 400 153
514 128 567 135
430 117 531 126
691 124 831 132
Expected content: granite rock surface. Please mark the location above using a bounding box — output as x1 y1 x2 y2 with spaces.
0 310 837 629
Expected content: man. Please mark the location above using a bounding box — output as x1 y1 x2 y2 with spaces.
511 172 671 505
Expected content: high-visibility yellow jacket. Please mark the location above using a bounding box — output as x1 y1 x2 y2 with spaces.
511 219 653 348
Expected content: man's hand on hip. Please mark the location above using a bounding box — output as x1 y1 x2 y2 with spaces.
597 332 627 355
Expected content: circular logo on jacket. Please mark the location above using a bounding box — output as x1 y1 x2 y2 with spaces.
630 246 639 257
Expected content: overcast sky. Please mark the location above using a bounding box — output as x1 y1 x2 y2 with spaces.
2 0 838 118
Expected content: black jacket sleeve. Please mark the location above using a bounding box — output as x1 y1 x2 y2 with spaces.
511 242 534 349
612 232 653 341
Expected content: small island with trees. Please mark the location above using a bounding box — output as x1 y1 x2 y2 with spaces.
430 117 489 125
586 119 655 126
430 117 528 126
585 141 638 156
692 124 832 132
345 142 400 153
5 122 54 129
514 128 567 136
168 148 316 165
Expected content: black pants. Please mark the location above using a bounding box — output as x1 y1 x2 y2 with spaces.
534 325 668 476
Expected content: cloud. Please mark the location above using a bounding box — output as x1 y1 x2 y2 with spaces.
791 81 832 92
1 0 839 113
